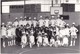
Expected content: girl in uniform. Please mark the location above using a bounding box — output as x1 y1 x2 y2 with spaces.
59 28 66 46
70 22 78 46
1 23 7 48
19 16 23 26
27 17 32 27
22 18 27 26
29 30 35 48
11 24 16 45
38 16 44 28
63 24 70 47
43 33 49 46
21 31 27 48
7 25 13 46
50 16 56 27
44 17 49 28
50 37 55 47
32 17 37 28
36 32 43 47
13 17 19 28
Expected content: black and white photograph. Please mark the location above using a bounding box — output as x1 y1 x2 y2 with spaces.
0 0 80 54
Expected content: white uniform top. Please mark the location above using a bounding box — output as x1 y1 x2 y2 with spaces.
21 35 27 44
70 27 78 35
30 36 35 43
37 36 42 43
11 27 16 36
55 19 62 27
59 29 66 38
7 29 12 37
44 19 49 27
65 28 70 36
39 19 44 27
50 19 56 27
59 21 66 28
22 20 27 26
32 20 37 27
19 20 23 26
50 38 55 44
43 37 49 44
13 21 19 27
1 27 7 36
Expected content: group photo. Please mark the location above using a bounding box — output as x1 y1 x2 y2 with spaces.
1 0 80 54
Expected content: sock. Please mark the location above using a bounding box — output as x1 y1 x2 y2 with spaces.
3 42 6 48
37 43 39 47
30 43 32 48
14 40 16 45
73 40 75 46
22 45 23 48
70 41 72 46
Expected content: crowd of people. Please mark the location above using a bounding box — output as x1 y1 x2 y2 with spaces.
1 16 78 48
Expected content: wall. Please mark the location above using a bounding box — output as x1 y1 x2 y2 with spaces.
2 13 10 24
1 13 24 24
1 12 80 26
63 12 80 26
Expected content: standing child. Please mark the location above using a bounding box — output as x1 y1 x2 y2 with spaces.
7 25 13 46
19 16 23 26
50 16 56 27
11 24 16 45
27 17 32 27
70 22 78 46
1 23 7 48
13 17 19 28
38 16 44 28
32 17 37 28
